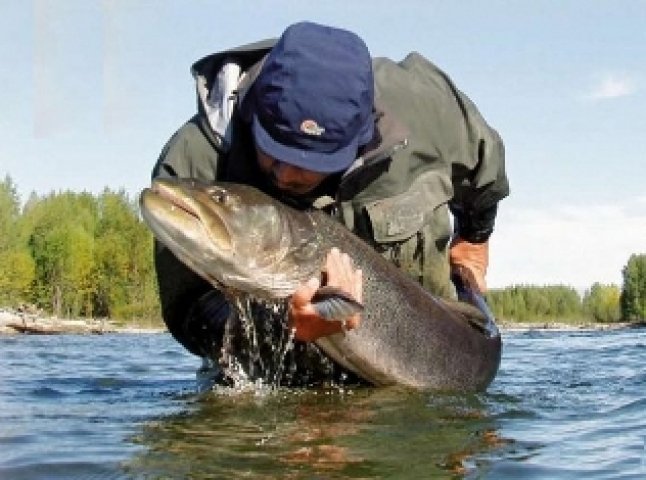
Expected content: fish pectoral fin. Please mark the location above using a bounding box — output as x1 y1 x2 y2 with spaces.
311 286 364 322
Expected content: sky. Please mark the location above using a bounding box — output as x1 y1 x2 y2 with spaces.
1 1 645 290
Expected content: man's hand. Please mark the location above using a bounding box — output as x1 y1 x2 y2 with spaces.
288 248 363 342
449 237 489 293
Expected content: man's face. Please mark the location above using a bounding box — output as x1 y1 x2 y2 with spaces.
256 147 329 196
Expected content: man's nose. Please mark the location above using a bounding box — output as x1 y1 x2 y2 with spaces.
272 161 299 183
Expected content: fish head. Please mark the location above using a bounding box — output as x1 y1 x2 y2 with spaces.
140 178 322 298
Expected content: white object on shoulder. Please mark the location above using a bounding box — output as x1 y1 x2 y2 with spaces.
197 60 244 151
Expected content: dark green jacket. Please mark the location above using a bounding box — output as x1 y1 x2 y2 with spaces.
152 39 509 356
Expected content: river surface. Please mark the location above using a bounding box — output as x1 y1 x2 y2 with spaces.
1 327 644 479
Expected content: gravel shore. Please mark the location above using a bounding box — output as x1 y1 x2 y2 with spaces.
0 308 165 335
2 307 639 336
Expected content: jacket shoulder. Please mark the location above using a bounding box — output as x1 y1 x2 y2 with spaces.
152 116 223 181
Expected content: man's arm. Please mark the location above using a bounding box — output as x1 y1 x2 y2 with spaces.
449 95 509 293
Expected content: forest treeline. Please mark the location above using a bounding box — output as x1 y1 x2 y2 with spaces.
0 175 645 325
0 176 160 325
486 278 644 324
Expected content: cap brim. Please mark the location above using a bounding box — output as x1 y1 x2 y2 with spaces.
252 115 358 174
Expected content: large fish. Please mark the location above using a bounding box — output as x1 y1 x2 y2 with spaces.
140 178 501 391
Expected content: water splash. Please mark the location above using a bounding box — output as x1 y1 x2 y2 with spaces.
208 295 297 393
195 293 359 393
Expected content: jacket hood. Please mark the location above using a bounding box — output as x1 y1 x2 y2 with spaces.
190 39 275 150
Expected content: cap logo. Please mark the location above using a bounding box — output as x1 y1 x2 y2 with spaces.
300 119 325 136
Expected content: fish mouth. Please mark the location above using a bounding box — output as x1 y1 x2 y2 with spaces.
141 179 232 252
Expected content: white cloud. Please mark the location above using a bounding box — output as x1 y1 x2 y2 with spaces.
487 197 646 289
586 73 637 100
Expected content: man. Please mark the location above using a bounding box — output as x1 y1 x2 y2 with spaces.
152 21 509 377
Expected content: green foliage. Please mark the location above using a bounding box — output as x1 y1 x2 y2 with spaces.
621 253 646 322
486 284 586 323
0 176 36 306
0 183 161 324
486 254 645 324
0 175 21 252
0 248 35 305
582 283 621 323
94 189 159 320
23 191 97 317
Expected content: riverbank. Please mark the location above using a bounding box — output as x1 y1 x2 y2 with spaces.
497 320 642 331
0 308 165 335
1 307 641 336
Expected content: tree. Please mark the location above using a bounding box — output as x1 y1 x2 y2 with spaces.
0 175 21 252
24 191 97 316
0 248 35 305
0 176 35 305
621 254 646 322
582 283 621 323
94 189 159 320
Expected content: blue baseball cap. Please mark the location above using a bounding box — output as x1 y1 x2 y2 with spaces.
251 22 375 174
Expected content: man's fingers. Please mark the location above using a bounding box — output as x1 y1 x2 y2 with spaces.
325 248 361 297
453 264 487 294
354 268 363 303
290 277 320 308
450 238 489 293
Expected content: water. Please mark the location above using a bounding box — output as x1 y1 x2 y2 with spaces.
1 328 644 479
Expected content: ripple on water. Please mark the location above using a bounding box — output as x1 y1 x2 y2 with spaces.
1 329 645 479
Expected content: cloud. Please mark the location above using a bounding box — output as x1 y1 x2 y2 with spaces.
586 73 637 101
487 197 646 289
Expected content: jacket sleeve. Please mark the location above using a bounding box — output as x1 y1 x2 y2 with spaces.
448 92 510 243
151 117 228 357
373 52 509 245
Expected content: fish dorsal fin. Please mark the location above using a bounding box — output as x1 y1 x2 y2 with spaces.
311 286 364 321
